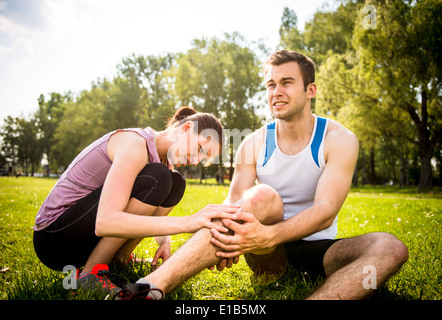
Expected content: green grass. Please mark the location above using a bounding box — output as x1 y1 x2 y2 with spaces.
0 177 441 300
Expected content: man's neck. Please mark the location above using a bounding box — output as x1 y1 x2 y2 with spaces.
276 112 315 156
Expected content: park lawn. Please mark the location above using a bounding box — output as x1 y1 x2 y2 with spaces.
0 177 440 300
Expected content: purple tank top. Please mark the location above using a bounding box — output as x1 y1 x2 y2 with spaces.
34 128 162 231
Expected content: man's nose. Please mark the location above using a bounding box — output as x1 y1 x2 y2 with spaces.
273 84 283 97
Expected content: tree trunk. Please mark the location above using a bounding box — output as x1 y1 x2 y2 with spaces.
417 86 433 191
418 150 433 191
406 85 434 191
369 146 376 185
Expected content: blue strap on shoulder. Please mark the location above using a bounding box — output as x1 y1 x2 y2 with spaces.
311 116 327 168
263 122 276 167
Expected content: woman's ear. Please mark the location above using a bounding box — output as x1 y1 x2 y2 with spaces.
181 121 195 133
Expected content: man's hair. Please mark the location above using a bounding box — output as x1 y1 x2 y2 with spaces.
264 50 316 91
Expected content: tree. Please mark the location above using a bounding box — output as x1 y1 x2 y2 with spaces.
0 115 42 176
353 0 442 190
280 0 441 188
114 53 177 130
173 33 264 181
279 7 304 53
0 116 19 174
51 53 178 169
36 92 71 174
16 116 41 175
117 53 176 130
303 1 362 66
52 85 109 169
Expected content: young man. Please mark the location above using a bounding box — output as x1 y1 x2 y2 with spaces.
117 50 408 300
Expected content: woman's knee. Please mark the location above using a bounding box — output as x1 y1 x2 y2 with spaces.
132 163 173 206
162 171 186 208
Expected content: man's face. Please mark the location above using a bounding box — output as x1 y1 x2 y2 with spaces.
265 62 315 121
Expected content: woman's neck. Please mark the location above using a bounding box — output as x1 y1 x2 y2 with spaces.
154 130 171 160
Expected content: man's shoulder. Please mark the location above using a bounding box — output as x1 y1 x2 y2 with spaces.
235 125 268 166
324 118 359 156
326 119 357 141
242 125 266 146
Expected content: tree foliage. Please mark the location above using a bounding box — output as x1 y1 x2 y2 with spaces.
0 2 440 189
279 0 441 190
0 33 264 180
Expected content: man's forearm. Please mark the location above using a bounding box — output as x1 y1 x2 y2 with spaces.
267 204 338 247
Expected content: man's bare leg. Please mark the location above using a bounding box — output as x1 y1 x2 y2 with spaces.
142 184 284 295
307 232 408 300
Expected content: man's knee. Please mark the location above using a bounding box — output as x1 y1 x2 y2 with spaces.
373 233 408 268
241 184 283 225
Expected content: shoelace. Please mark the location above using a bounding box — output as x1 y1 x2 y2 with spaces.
113 287 164 300
95 270 118 290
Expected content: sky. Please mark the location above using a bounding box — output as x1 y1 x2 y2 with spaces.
0 0 335 121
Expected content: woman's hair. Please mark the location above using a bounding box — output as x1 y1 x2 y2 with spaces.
167 106 224 150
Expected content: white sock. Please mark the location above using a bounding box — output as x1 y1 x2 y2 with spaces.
136 278 163 300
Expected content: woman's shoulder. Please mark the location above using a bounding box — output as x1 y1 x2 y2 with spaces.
107 129 149 162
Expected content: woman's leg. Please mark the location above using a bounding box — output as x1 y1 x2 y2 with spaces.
81 199 161 273
82 166 186 273
111 206 175 263
34 163 185 273
107 170 186 264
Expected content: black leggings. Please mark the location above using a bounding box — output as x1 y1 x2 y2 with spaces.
33 163 186 271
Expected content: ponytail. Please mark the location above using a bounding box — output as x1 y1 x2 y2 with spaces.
167 106 197 128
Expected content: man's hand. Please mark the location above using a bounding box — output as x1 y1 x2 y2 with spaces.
209 211 274 258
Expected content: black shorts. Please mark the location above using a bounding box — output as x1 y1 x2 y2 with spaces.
284 238 342 278
33 163 185 271
244 238 341 280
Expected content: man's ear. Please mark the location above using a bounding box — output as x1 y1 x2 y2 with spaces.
307 83 317 99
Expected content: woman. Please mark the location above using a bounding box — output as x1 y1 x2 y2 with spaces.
33 107 239 293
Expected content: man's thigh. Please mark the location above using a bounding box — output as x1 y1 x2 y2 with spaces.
322 232 403 277
244 239 341 280
284 239 342 279
244 245 288 279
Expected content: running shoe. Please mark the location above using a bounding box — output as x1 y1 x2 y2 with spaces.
77 264 120 294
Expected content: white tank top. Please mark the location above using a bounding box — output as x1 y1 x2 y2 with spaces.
256 115 338 241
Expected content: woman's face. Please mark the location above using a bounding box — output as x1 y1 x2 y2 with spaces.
168 121 220 167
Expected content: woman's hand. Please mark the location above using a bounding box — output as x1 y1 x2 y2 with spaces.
208 256 240 272
186 204 241 234
151 236 171 269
